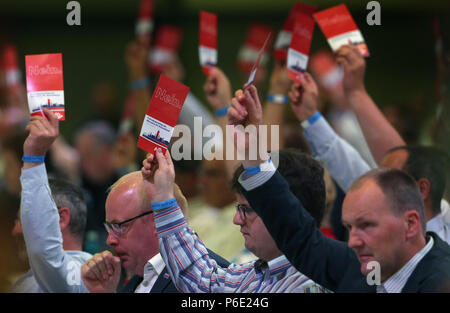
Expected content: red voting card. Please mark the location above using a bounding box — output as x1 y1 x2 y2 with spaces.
287 13 315 83
245 32 271 88
138 75 190 154
199 11 217 75
313 4 369 57
25 53 65 121
135 0 155 45
238 23 273 73
2 44 21 89
274 2 317 61
309 50 343 92
149 25 183 73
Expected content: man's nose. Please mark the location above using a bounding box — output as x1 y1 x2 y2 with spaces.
232 211 244 226
106 231 119 246
347 230 364 249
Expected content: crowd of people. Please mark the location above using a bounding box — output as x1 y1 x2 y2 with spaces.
0 2 450 295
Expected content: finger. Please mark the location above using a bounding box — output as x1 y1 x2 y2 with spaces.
86 259 102 281
164 150 173 168
112 256 122 274
155 149 167 170
43 108 59 129
227 107 244 125
102 251 114 275
93 254 109 280
231 98 247 119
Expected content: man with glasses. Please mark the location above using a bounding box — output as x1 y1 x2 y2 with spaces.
81 168 229 293
11 109 92 292
140 146 328 293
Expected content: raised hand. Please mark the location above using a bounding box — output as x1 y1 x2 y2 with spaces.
81 250 121 293
335 45 366 98
125 41 149 81
288 72 319 122
23 108 59 157
142 149 175 203
203 67 232 111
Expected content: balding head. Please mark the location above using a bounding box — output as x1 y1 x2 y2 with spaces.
108 171 188 217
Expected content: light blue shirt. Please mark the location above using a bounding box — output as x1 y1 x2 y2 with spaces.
16 164 91 293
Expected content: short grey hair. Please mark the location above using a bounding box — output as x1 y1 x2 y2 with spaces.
49 178 87 241
349 168 426 234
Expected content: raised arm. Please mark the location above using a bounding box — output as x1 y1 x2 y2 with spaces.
262 61 291 151
289 73 371 192
141 151 253 293
20 109 91 292
226 83 361 291
203 67 240 179
125 41 152 132
336 45 406 164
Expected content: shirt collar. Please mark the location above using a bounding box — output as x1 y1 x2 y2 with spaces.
267 255 291 276
378 236 434 293
143 253 165 278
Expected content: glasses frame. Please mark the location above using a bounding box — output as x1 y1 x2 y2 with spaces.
104 210 153 237
235 203 255 221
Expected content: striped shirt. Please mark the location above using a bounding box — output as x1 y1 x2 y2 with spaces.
377 236 434 293
154 204 328 293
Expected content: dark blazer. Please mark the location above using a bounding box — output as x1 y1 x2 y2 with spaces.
121 249 230 293
242 170 450 293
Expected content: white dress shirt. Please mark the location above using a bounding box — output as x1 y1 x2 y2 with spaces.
134 253 165 293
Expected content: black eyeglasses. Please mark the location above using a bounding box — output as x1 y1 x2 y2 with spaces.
235 203 255 221
104 210 153 237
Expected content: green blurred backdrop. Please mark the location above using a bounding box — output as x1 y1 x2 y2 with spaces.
1 0 449 140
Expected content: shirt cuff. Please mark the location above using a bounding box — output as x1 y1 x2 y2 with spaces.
301 111 322 129
302 114 338 156
238 158 276 191
154 205 187 238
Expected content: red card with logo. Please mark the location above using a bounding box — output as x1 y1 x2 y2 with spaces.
238 23 273 73
274 2 317 61
287 13 315 83
309 50 343 91
245 32 271 88
25 53 65 120
2 44 21 89
135 0 155 45
313 4 369 57
138 75 190 154
199 11 217 75
149 25 183 73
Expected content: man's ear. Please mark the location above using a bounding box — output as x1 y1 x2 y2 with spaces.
58 207 71 231
404 210 423 239
417 178 431 201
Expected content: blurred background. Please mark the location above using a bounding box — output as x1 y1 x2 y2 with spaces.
0 0 448 139
1 0 450 292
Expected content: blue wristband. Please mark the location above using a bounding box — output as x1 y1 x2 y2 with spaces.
308 111 322 125
244 158 272 175
129 77 150 91
22 155 45 163
216 105 231 117
266 94 288 104
152 197 178 211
